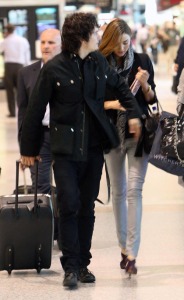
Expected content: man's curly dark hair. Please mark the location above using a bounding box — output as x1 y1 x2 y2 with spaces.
62 12 98 53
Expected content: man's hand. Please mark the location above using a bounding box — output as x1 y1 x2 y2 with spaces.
128 118 142 141
174 63 179 73
104 100 126 111
20 155 41 170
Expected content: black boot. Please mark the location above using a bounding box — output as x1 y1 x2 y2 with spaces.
120 253 127 269
63 272 78 287
78 267 95 283
125 259 137 278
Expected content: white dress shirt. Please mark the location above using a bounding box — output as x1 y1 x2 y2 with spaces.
0 33 31 66
39 61 50 126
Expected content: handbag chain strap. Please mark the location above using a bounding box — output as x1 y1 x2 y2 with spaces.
173 117 184 164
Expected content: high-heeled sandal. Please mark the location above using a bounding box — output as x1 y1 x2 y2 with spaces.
120 253 127 269
125 259 137 278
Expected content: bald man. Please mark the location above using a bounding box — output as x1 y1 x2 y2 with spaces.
17 28 61 207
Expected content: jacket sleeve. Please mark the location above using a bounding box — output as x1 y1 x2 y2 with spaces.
17 68 29 144
175 38 184 64
20 65 54 156
103 56 142 119
139 53 158 105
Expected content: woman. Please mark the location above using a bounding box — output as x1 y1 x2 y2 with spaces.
99 19 158 276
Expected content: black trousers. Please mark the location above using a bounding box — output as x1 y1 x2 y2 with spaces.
53 148 104 273
4 62 23 116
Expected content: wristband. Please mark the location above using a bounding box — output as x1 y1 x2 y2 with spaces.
143 84 151 94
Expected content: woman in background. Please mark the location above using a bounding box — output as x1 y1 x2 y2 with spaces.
99 19 158 276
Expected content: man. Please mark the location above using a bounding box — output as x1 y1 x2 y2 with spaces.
165 21 180 71
17 28 61 241
136 23 149 54
0 24 30 117
20 13 141 288
17 28 61 194
173 36 184 94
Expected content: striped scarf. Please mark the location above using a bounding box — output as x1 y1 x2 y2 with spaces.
109 44 138 152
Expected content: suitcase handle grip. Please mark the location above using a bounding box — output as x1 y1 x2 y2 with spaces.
15 160 38 213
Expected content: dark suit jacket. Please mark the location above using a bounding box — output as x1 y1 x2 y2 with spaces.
17 60 41 142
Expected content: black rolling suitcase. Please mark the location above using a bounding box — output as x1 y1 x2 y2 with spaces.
0 161 54 274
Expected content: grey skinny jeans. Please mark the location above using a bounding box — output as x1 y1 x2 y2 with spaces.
105 138 148 258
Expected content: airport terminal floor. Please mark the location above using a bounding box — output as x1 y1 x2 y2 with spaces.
0 55 184 300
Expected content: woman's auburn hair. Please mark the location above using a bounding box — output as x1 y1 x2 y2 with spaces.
99 18 132 58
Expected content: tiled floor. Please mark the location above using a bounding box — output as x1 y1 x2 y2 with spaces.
0 63 184 300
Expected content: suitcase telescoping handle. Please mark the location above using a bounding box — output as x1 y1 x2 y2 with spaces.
15 160 39 214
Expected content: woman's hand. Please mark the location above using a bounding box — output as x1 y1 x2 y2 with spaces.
136 67 155 101
104 100 126 111
135 66 149 89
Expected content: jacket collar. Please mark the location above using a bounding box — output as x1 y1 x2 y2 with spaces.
68 52 97 62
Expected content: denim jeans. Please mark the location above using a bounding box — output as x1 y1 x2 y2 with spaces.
105 138 148 258
30 130 52 194
53 148 104 272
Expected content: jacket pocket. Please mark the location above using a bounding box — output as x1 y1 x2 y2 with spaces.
50 124 75 154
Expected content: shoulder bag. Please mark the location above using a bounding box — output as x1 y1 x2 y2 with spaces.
160 105 184 162
148 109 184 176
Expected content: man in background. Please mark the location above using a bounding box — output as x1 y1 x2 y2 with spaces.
17 28 61 239
0 24 30 117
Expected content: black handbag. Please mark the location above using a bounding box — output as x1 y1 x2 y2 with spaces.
160 105 184 162
148 110 184 176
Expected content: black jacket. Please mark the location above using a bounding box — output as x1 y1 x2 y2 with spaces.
17 60 42 142
105 52 157 123
174 37 184 81
105 52 158 156
20 51 141 160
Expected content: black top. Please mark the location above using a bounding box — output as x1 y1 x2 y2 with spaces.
105 52 158 139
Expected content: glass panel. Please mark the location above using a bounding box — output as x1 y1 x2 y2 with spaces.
35 7 58 39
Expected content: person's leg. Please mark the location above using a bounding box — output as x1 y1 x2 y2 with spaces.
53 158 81 273
14 64 23 115
30 130 52 194
78 148 104 270
76 148 104 283
126 138 148 259
4 63 15 116
104 146 127 252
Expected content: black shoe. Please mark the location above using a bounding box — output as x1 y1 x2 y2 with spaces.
63 272 78 287
7 114 15 118
78 267 95 283
120 253 127 269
